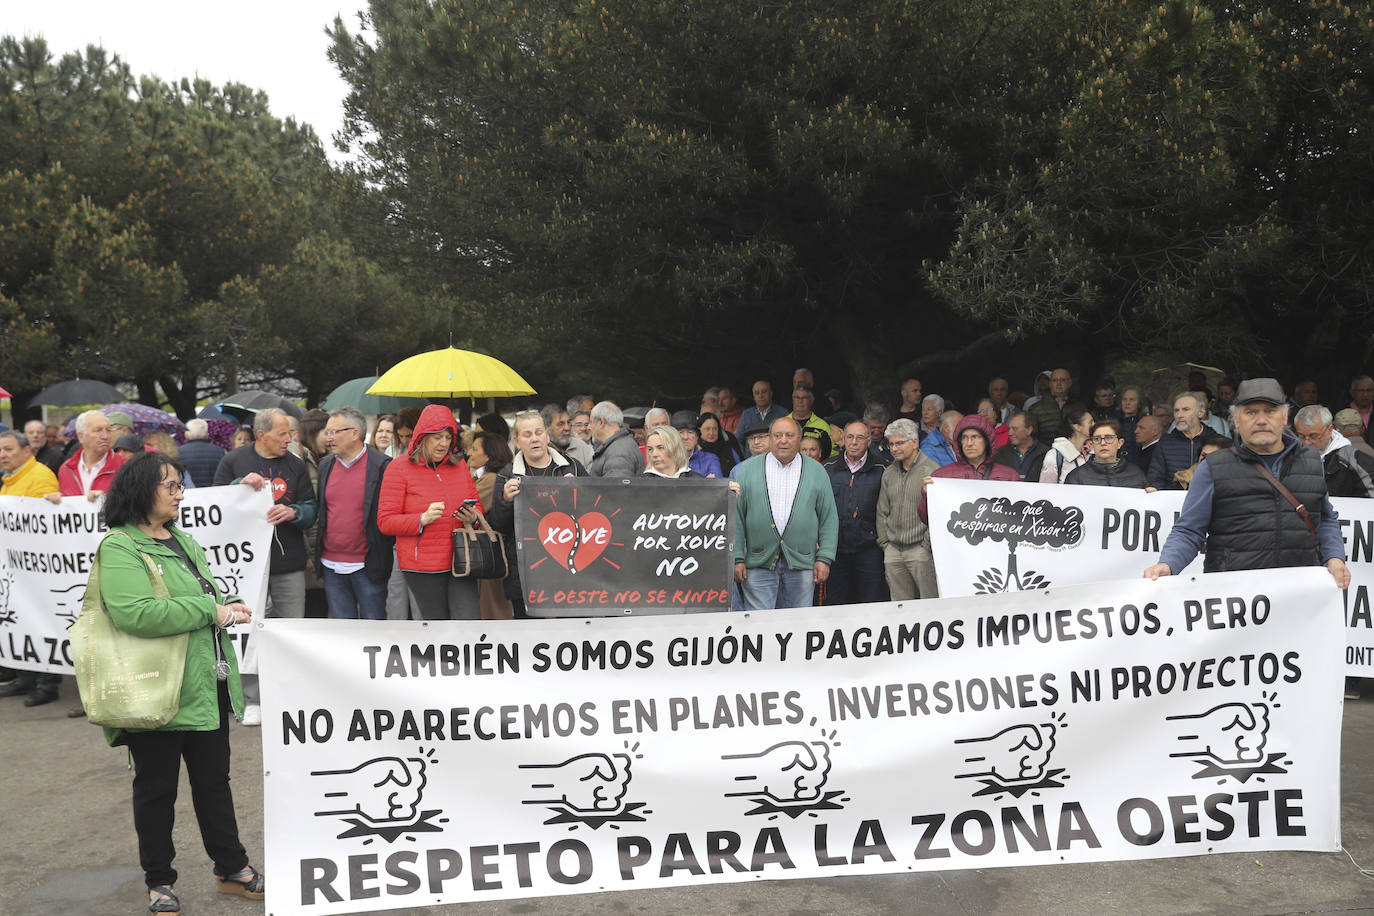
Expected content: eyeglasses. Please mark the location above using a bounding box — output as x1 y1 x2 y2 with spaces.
323 426 357 437
159 480 186 495
1296 430 1327 443
1091 435 1119 443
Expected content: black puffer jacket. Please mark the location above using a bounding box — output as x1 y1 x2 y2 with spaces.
1203 437 1326 572
1064 456 1148 488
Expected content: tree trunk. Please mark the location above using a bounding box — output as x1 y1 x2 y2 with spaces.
157 373 199 420
134 373 160 408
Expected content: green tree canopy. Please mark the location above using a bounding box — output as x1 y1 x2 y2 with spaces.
0 38 425 416
332 0 1374 399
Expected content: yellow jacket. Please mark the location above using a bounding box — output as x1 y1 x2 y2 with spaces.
1 455 59 497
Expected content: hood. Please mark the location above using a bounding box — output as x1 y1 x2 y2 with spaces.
408 405 460 458
953 414 996 466
1323 428 1352 459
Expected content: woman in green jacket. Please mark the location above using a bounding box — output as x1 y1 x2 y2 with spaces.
96 453 264 915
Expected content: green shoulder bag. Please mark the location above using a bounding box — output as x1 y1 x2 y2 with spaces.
70 532 190 729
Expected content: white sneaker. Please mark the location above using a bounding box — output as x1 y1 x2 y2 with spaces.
241 705 262 727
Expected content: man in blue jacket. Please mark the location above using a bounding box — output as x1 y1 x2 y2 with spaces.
733 418 839 610
824 421 889 605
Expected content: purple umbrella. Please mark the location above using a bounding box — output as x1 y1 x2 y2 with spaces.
204 419 241 450
61 404 187 444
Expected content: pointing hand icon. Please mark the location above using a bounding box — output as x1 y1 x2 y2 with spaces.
1168 702 1269 765
311 756 428 825
956 723 1057 783
521 753 632 813
723 741 832 804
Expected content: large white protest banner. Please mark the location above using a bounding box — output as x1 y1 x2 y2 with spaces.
928 479 1374 676
0 486 273 674
258 569 1341 916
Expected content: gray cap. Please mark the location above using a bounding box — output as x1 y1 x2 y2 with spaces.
1233 378 1285 406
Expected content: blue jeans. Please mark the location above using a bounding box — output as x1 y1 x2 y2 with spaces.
742 564 814 610
321 566 389 620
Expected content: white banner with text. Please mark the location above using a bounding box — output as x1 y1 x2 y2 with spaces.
928 479 1374 676
0 487 273 674
258 570 1341 915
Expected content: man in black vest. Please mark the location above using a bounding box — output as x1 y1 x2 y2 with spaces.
1143 378 1349 587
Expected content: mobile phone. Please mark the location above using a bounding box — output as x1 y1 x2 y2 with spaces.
459 498 479 509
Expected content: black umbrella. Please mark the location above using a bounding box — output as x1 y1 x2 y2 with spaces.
29 379 126 408
219 390 305 420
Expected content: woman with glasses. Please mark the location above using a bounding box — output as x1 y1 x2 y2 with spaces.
93 453 264 914
1064 418 1149 487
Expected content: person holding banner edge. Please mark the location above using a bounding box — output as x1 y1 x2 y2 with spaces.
490 410 589 617
94 452 264 915
0 430 60 699
1143 378 1350 588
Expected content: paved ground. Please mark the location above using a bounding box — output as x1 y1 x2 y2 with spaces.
4 676 1374 916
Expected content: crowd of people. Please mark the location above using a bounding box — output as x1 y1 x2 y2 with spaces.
4 367 1372 706
2 366 1370 912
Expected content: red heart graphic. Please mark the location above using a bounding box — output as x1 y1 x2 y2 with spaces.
537 511 613 573
270 477 287 500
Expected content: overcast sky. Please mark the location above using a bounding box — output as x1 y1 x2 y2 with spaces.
6 1 366 162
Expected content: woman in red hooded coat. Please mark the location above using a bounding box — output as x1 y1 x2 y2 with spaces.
377 404 484 619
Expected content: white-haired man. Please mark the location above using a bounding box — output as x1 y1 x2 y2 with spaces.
1294 404 1374 499
179 418 226 489
51 410 125 504
589 401 643 478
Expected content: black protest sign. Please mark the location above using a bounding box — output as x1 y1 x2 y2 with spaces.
514 478 735 616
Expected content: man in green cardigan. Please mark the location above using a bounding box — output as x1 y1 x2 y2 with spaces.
732 418 839 609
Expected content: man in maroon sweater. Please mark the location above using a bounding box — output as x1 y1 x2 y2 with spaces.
317 407 393 619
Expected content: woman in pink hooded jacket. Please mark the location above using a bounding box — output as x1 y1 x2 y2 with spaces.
377 404 484 619
918 413 1019 522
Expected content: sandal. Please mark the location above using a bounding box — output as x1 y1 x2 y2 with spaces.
215 865 265 899
148 885 180 914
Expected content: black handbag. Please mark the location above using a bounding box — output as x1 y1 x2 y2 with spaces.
451 513 509 579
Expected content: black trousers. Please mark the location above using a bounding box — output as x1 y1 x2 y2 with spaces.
825 545 890 605
403 571 480 620
125 681 248 888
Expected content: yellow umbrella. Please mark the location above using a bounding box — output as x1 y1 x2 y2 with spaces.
366 347 536 399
